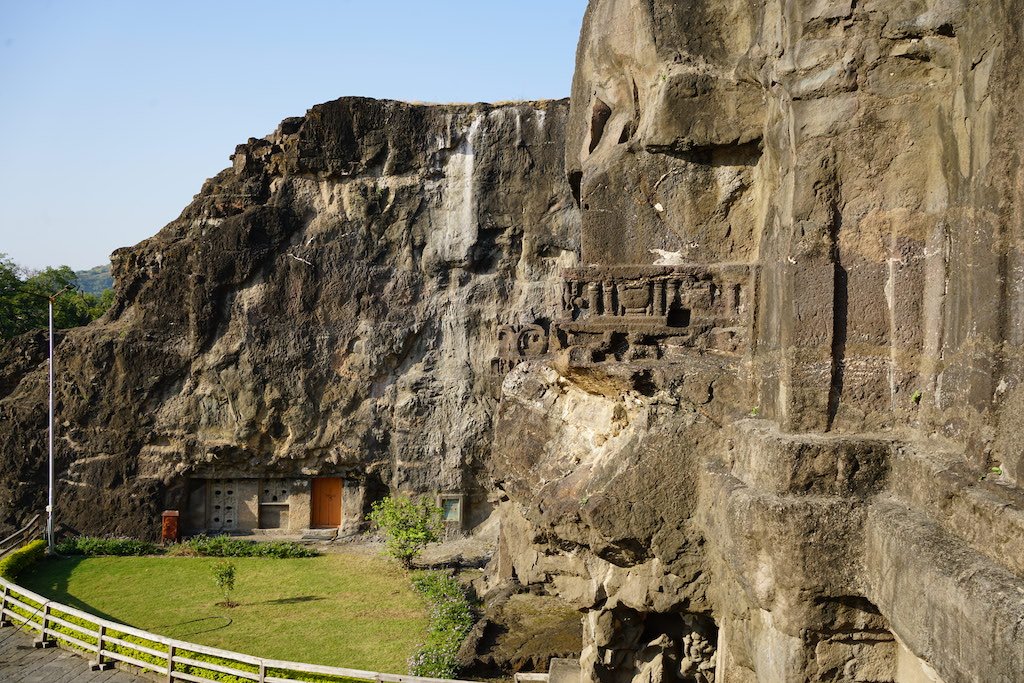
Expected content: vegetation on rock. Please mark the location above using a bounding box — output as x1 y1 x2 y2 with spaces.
408 571 475 678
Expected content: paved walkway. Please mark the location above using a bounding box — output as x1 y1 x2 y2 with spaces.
0 626 147 682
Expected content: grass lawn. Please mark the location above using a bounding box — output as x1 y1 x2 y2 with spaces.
19 552 429 673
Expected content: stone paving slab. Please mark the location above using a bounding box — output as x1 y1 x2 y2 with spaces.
0 626 148 682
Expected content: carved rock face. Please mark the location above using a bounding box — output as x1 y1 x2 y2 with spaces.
567 0 766 268
492 2 1024 683
567 0 1024 441
552 0 765 364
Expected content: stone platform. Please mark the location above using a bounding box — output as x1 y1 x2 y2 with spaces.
0 627 146 682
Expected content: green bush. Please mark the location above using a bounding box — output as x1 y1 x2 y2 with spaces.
368 496 443 568
53 535 318 559
55 536 160 557
183 535 319 558
0 254 112 340
0 539 46 580
408 571 475 678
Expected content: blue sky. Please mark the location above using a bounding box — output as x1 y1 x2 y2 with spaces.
0 0 588 271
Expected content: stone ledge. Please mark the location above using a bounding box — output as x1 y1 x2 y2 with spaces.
864 499 1024 683
724 419 894 497
887 445 1024 578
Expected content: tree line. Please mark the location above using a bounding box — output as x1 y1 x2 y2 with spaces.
0 253 113 340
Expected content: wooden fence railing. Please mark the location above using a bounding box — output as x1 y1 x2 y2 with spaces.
0 514 42 558
0 575 476 683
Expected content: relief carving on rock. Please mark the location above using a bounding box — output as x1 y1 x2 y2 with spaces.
492 323 550 376
554 264 749 358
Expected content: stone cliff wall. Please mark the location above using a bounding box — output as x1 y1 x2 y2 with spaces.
487 1 1024 682
0 96 578 536
2 2 1024 682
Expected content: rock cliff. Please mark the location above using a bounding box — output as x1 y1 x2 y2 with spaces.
0 97 578 535
486 1 1024 682
3 1 1024 682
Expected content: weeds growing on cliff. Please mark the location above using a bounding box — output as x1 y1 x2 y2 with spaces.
408 571 474 678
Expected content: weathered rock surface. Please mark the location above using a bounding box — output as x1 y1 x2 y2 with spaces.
0 96 578 536
486 1 1024 682
3 2 1024 682
458 590 583 677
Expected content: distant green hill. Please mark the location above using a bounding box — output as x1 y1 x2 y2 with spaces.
75 264 113 295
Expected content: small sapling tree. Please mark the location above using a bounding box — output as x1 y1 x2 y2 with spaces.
368 495 443 568
213 560 237 607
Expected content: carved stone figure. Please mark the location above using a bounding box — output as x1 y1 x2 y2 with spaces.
493 323 551 375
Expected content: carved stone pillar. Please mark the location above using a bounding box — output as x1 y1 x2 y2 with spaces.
587 281 600 313
668 280 680 312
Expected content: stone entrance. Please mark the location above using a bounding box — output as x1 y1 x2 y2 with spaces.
311 477 343 528
181 475 365 536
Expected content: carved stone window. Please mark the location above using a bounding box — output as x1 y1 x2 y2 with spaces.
259 479 291 530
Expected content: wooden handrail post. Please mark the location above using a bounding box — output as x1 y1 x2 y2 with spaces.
0 585 10 627
91 623 113 670
167 644 176 683
34 603 55 648
258 660 267 683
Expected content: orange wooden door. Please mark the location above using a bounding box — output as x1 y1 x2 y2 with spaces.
311 478 343 527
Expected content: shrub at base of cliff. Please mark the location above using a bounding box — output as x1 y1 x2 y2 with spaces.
179 535 319 559
0 538 46 580
409 571 475 678
55 534 318 558
369 496 443 568
55 536 160 556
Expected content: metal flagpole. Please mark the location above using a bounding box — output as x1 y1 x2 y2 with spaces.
44 284 72 551
47 295 55 549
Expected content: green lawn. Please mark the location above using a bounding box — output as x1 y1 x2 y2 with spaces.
20 553 429 673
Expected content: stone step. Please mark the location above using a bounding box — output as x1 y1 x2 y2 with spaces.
300 528 338 541
725 418 893 497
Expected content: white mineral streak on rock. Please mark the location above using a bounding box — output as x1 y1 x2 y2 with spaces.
649 249 686 265
427 112 484 266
